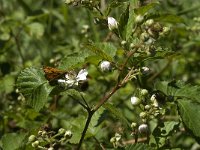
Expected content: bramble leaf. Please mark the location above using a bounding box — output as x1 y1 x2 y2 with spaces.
17 67 53 111
119 4 130 39
178 99 200 138
2 133 27 150
85 42 117 61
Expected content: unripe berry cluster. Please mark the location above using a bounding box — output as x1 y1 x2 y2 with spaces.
28 128 73 149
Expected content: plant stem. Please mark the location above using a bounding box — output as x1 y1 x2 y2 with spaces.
77 110 94 150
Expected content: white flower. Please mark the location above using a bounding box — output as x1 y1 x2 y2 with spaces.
108 17 118 30
131 96 141 106
138 124 148 134
76 69 88 81
100 60 112 72
58 69 88 88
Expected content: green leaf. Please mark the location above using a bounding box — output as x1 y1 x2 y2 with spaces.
26 22 44 38
161 121 179 136
153 14 184 23
103 103 130 127
87 107 105 137
85 43 113 61
119 4 130 39
59 52 89 70
2 133 27 150
154 81 200 103
17 67 53 111
126 10 135 40
178 99 200 138
0 75 15 93
134 3 159 16
125 143 152 150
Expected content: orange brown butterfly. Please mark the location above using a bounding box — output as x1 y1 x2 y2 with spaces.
43 66 68 85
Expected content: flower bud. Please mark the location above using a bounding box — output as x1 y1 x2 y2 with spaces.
115 133 121 141
38 130 43 136
48 147 54 150
110 137 116 143
130 43 135 49
64 130 72 139
108 17 118 30
145 19 154 27
58 128 66 135
139 112 147 119
28 135 36 143
162 27 170 34
32 140 39 148
150 94 156 102
100 60 112 72
131 96 141 106
131 122 137 129
144 105 151 110
140 89 148 96
121 40 127 46
135 15 144 23
140 32 149 42
138 124 148 134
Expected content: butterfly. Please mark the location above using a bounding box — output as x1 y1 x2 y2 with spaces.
43 66 68 85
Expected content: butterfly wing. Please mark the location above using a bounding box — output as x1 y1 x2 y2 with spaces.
43 66 67 85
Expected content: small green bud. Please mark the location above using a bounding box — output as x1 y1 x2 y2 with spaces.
58 128 66 135
130 43 135 49
42 131 47 137
135 15 144 23
38 130 43 136
64 130 72 139
140 89 148 96
131 122 137 129
28 135 36 143
121 40 127 46
144 105 151 110
48 147 54 150
115 133 121 141
162 27 170 34
139 112 147 119
32 140 39 148
110 137 116 143
145 19 154 27
140 32 149 42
